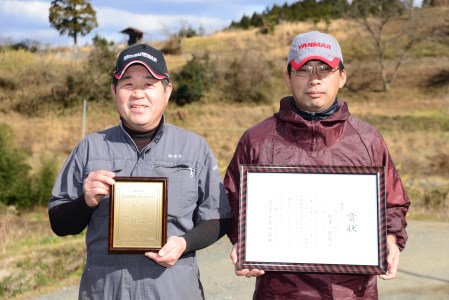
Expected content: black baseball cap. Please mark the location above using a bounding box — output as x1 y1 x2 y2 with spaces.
113 44 169 81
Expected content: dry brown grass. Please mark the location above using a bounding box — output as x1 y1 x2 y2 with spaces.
0 207 84 299
1 21 448 217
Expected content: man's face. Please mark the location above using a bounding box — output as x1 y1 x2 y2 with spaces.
112 64 172 132
284 60 346 113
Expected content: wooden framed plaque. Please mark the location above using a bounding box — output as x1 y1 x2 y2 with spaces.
108 177 168 253
237 165 387 274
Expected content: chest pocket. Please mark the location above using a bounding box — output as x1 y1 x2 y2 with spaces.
151 161 198 218
85 159 126 175
85 159 127 217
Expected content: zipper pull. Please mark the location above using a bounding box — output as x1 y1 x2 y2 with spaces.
188 167 194 177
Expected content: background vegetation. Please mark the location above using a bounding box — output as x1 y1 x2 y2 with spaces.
0 2 448 299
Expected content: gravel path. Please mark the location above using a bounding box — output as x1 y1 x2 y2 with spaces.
31 220 449 300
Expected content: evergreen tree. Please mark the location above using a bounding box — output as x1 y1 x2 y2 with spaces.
49 0 98 46
0 123 32 208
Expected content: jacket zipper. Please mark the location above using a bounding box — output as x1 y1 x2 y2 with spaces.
153 164 194 177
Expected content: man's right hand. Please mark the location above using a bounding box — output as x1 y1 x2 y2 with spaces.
83 170 116 207
230 243 265 278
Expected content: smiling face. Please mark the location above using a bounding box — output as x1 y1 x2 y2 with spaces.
112 64 172 132
285 60 346 113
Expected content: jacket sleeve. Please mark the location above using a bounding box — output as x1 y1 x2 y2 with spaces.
49 195 94 236
48 144 92 236
375 137 410 251
195 142 232 222
182 218 231 253
224 133 254 245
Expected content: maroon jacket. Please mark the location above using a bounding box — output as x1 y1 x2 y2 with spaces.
224 97 410 299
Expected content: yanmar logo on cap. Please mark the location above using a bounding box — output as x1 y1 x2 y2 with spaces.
299 42 332 50
123 52 157 62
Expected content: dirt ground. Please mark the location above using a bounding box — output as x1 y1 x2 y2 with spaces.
31 220 449 300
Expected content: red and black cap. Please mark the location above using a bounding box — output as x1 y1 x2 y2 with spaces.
113 44 169 81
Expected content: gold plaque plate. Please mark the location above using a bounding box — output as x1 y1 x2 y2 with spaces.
108 177 168 253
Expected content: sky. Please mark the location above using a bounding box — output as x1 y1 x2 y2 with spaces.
0 0 299 47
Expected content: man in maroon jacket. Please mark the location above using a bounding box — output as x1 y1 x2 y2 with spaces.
224 31 410 299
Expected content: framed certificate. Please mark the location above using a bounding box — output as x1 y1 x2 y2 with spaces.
108 177 168 253
237 165 387 274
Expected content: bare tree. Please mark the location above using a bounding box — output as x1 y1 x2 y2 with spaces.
348 0 425 91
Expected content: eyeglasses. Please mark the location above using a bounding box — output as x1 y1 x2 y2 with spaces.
292 65 339 78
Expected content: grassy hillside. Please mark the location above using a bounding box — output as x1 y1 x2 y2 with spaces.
0 10 448 298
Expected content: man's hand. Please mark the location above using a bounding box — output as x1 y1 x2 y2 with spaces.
230 243 265 277
145 236 187 267
379 234 400 280
83 170 116 207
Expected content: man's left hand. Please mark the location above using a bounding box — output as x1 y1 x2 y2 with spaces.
145 236 186 268
379 234 400 280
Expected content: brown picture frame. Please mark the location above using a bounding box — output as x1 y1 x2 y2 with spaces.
237 165 387 274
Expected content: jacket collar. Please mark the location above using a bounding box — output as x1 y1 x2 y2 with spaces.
275 96 350 124
119 115 166 151
291 98 339 121
273 97 350 151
